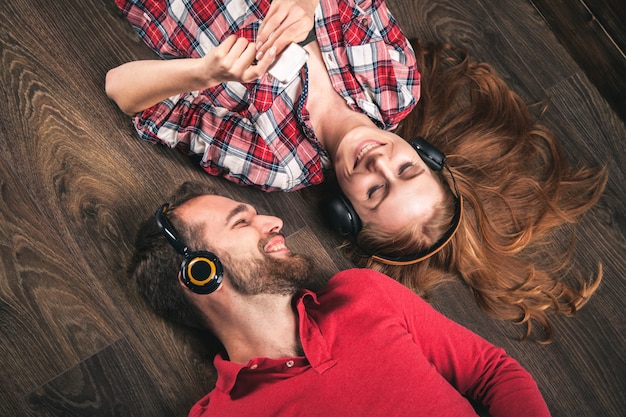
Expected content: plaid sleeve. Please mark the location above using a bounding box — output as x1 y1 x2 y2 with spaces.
116 0 326 191
114 0 266 58
132 82 326 192
318 0 420 129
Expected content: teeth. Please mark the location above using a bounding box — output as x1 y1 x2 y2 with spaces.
266 243 287 253
356 143 381 162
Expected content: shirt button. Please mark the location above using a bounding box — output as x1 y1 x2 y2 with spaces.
250 364 258 370
285 360 295 368
361 17 369 26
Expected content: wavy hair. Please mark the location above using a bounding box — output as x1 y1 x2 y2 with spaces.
347 42 608 342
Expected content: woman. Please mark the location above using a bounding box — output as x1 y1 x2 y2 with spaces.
106 0 441 241
346 42 608 342
107 0 607 341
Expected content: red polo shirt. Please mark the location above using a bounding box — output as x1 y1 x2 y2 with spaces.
189 269 550 416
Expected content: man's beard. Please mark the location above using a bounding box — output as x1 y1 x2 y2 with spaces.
221 239 317 296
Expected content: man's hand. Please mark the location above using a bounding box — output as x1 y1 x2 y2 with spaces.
256 0 319 60
203 35 275 84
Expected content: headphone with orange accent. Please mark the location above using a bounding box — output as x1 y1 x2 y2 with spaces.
324 137 464 266
155 203 224 294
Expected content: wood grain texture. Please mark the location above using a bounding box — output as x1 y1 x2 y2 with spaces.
584 0 626 52
529 0 626 120
25 339 174 417
0 0 624 416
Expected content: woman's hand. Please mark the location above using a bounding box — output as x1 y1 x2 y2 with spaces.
105 35 274 116
256 0 319 60
202 35 275 84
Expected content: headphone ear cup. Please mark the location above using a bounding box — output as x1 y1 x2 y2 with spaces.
324 193 362 238
410 137 445 172
180 250 224 294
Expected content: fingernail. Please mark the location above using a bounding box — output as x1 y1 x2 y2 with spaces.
268 46 276 57
256 41 263 50
256 50 264 61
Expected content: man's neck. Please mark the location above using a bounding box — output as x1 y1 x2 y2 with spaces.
211 293 301 364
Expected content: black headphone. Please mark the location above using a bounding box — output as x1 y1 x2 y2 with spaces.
323 137 463 265
155 203 224 294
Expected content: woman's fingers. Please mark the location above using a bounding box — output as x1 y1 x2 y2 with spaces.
256 0 317 58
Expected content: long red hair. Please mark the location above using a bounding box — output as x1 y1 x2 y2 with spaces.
348 42 608 342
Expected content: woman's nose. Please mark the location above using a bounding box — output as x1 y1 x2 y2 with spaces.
367 153 393 175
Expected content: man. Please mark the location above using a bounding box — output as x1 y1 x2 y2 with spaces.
129 181 551 416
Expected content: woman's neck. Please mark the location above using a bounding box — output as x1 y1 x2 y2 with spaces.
321 110 377 161
303 41 376 162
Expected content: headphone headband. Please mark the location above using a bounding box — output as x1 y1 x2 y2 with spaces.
369 194 463 266
155 203 224 294
369 160 463 266
155 203 188 256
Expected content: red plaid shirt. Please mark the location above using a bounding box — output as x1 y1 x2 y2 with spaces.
116 0 420 191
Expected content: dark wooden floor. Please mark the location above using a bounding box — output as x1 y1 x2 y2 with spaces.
1 0 624 416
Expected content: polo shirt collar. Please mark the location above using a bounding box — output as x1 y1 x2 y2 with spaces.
214 289 337 396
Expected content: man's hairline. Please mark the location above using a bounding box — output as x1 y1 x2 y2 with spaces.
170 195 254 251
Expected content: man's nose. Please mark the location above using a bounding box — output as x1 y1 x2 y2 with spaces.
254 215 283 234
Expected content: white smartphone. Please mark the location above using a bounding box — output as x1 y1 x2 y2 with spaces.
267 43 309 84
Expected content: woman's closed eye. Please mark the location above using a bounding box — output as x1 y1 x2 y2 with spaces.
367 164 421 201
367 184 385 199
399 162 415 175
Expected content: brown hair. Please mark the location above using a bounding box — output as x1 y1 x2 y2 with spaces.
128 181 220 329
347 42 608 342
